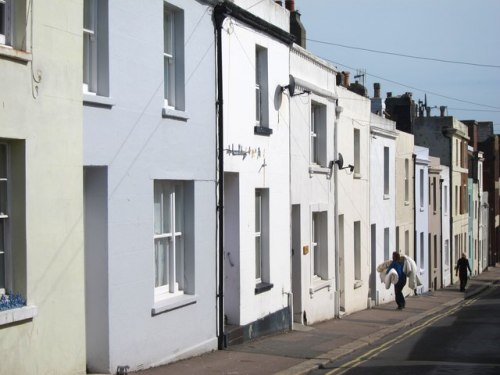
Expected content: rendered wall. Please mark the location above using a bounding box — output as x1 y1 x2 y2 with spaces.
414 146 430 294
221 1 291 327
370 114 397 305
83 0 217 371
289 45 337 324
336 86 371 314
0 1 86 374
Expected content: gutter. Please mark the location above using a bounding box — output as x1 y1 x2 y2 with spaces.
214 4 227 350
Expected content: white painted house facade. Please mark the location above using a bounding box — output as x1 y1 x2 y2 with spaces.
83 0 218 372
289 45 338 324
414 145 430 294
370 114 397 305
218 0 294 341
337 85 371 314
441 165 452 287
0 1 86 373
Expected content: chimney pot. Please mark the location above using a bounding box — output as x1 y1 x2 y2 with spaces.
374 83 381 98
342 71 350 87
440 106 447 117
387 92 392 98
285 0 295 11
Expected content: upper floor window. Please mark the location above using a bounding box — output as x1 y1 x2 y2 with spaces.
255 45 270 134
354 128 360 176
419 169 424 209
164 4 185 111
310 102 327 167
404 158 409 202
0 0 11 45
383 146 389 195
83 0 109 96
0 0 27 51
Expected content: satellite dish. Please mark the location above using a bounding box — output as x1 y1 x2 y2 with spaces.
288 75 296 97
335 153 344 169
282 75 296 96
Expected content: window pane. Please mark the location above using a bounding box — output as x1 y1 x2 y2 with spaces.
255 236 261 280
0 143 6 178
83 0 96 31
0 219 4 290
175 235 183 289
0 3 4 40
155 238 169 288
0 181 6 216
174 183 183 232
255 191 261 231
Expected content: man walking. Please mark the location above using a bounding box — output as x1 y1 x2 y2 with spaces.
387 251 407 309
455 253 472 292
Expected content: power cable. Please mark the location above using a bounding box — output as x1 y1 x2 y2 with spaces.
307 39 500 69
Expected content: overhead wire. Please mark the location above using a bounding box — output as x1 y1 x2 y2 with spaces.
307 39 500 69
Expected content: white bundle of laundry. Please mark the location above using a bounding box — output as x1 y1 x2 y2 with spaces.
377 255 422 290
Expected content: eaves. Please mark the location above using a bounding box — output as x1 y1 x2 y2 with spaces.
214 2 295 45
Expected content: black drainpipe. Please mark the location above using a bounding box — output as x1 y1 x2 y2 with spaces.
412 153 417 268
214 4 227 350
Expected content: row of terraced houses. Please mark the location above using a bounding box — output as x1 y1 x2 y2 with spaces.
1 1 499 374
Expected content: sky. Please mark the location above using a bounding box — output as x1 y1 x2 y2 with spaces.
294 0 500 132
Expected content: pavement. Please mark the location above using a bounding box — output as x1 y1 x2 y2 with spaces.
134 265 500 375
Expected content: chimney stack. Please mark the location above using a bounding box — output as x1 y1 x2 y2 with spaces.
342 71 350 87
285 0 295 11
374 83 381 98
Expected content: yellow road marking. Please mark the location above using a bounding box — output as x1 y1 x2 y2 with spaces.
324 298 479 375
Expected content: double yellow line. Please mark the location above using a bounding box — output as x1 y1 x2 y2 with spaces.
324 297 479 375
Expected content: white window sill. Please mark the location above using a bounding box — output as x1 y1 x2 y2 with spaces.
309 278 331 296
162 107 189 121
0 305 38 326
354 280 363 289
309 165 331 175
152 294 197 316
404 201 410 206
383 194 390 200
0 45 32 63
420 207 425 212
354 173 362 179
83 93 115 108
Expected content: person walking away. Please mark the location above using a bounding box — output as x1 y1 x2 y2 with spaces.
387 251 407 310
455 253 472 292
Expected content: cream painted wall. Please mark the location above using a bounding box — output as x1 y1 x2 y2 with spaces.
370 115 397 305
0 1 86 374
289 45 338 324
336 87 371 314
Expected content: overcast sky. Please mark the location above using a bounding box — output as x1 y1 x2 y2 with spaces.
294 0 500 131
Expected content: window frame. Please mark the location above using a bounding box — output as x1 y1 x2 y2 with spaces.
310 102 327 167
383 146 389 196
0 142 10 295
82 0 109 98
353 128 360 177
154 180 185 301
163 3 185 112
254 44 271 135
254 188 271 291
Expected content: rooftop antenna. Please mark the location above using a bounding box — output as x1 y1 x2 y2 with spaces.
354 68 366 87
